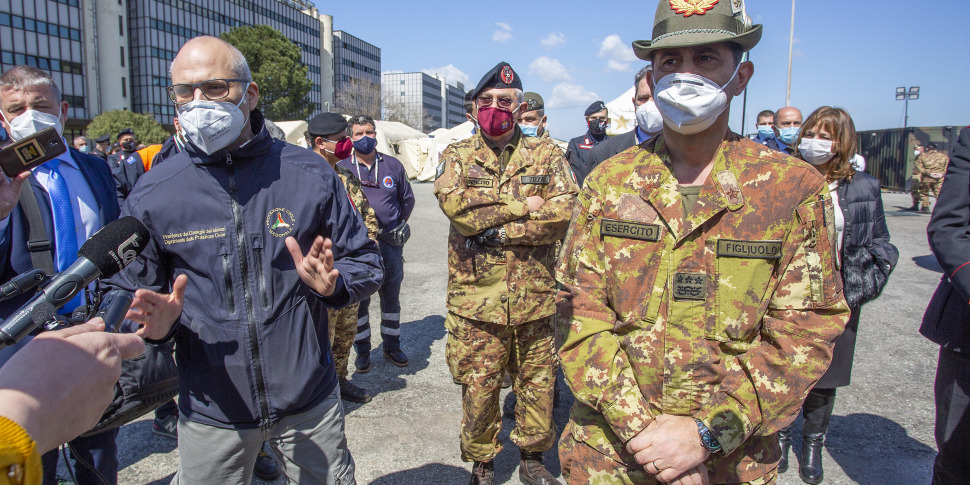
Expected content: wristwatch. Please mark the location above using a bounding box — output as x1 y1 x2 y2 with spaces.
497 227 508 245
695 418 722 454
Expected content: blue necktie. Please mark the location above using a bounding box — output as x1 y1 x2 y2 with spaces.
44 159 81 313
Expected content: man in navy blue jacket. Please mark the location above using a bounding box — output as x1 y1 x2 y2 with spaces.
0 66 121 485
107 36 382 484
922 126 970 485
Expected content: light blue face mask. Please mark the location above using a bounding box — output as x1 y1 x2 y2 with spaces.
778 126 800 145
79 145 90 153
757 125 774 139
518 124 539 137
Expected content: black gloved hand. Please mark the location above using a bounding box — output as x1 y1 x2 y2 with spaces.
475 227 506 247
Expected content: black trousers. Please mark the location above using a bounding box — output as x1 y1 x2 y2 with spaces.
933 347 970 485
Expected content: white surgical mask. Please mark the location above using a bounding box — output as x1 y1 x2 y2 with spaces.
798 138 835 166
635 100 663 136
652 63 741 135
176 93 248 155
1 109 64 141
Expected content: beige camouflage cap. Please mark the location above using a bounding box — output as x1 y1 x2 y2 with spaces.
633 0 762 60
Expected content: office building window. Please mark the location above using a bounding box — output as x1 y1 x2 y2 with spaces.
120 47 125 67
119 16 124 36
122 77 127 98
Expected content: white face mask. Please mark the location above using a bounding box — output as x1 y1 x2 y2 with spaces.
635 100 663 136
1 109 64 141
176 93 248 155
652 63 741 135
798 138 835 166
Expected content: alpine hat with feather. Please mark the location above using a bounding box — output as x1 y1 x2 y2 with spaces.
633 0 762 59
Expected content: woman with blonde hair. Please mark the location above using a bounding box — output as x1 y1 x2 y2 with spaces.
778 107 899 484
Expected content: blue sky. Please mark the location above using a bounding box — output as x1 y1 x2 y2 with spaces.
316 0 970 139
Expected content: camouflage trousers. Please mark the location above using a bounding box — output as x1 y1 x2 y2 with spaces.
910 177 921 206
921 177 943 208
445 312 558 462
328 303 359 380
559 432 777 485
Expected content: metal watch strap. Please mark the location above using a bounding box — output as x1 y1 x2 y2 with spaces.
695 418 722 454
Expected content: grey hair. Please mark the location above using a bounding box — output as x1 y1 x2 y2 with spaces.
347 114 376 132
169 36 251 81
0 66 62 102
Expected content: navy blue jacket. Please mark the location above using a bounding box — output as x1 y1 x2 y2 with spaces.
923 127 970 353
107 111 383 428
0 148 119 318
337 153 414 231
565 130 607 187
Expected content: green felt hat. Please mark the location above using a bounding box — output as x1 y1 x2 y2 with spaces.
633 0 762 60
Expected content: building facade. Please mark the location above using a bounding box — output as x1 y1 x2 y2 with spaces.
382 72 464 133
127 0 324 125
332 30 380 119
1 0 363 135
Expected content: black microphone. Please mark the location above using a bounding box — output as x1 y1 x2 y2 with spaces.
0 269 46 302
0 216 150 348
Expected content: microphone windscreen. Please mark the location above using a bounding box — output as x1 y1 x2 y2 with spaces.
78 216 151 277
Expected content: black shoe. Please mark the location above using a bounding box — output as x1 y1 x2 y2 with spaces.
905 204 919 211
339 378 372 404
151 413 178 440
519 451 562 485
503 392 517 419
384 348 409 367
469 460 494 485
799 433 825 485
778 427 793 474
355 348 371 373
921 207 932 214
253 442 282 481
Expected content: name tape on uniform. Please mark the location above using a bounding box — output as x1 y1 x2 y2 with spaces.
717 239 782 259
673 272 707 300
521 175 551 185
465 177 494 188
601 219 662 242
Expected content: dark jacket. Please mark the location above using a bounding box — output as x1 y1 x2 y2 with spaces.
565 130 606 187
0 148 120 317
108 150 146 204
817 171 898 388
337 153 415 231
923 127 970 353
106 110 383 429
587 130 636 172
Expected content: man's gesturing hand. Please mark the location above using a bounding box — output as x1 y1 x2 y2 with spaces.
126 274 188 340
286 236 340 296
626 414 712 483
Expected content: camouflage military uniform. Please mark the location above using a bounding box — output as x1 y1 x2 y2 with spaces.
434 130 578 462
328 165 380 379
917 151 950 208
556 133 850 484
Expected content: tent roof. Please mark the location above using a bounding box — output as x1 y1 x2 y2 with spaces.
605 87 636 136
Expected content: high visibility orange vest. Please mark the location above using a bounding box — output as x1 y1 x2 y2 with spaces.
136 144 163 171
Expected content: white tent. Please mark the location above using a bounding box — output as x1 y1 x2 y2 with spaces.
274 120 310 148
605 87 636 136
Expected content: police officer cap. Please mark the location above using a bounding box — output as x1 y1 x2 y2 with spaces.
523 92 544 113
632 0 762 60
585 101 607 117
117 128 134 138
307 113 348 137
473 62 523 99
95 134 110 144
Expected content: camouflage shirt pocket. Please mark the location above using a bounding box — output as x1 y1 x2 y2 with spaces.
796 198 842 306
712 238 780 345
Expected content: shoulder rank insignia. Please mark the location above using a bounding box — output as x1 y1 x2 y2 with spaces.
715 170 744 206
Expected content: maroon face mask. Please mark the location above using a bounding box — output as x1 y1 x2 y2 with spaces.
478 107 515 137
334 137 353 159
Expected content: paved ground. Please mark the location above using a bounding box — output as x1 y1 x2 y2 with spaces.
72 185 941 484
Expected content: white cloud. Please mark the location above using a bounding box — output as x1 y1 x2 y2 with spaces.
422 65 471 86
493 22 513 43
540 32 566 49
383 69 404 75
546 83 599 109
597 34 638 72
528 57 571 83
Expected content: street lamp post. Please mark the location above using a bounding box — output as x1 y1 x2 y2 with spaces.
786 0 795 106
896 86 920 129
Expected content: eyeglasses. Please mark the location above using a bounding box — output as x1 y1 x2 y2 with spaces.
167 78 250 104
477 96 515 109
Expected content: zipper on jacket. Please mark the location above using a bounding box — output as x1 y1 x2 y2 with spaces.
253 246 269 308
227 154 272 430
222 254 235 312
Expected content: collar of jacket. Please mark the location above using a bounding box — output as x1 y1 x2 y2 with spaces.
184 108 272 165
